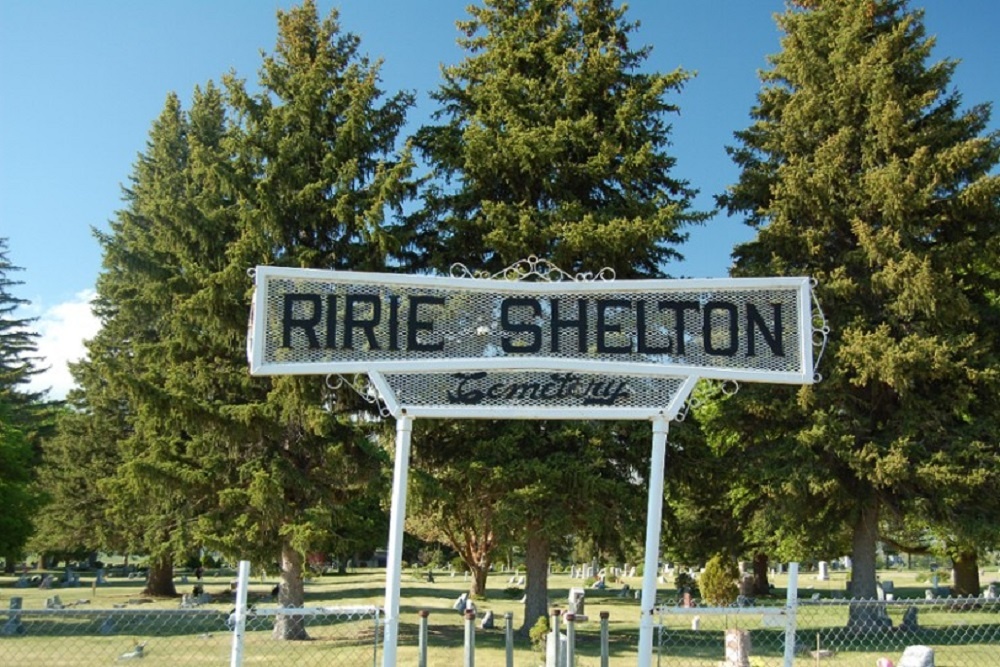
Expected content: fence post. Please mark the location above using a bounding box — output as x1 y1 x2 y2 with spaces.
229 560 251 667
418 610 429 667
464 609 476 667
600 611 609 667
782 562 799 667
565 612 576 667
551 608 562 667
504 611 514 667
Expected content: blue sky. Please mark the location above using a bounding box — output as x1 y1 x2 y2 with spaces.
1 0 997 397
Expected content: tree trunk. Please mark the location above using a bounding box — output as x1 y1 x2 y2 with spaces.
847 498 890 629
518 529 549 636
142 556 177 597
272 541 308 640
951 548 980 596
752 552 770 596
469 560 490 598
849 498 879 599
3 553 15 574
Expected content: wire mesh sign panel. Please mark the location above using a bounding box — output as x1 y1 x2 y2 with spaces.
247 265 818 387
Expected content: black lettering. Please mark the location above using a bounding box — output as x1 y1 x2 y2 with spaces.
551 298 588 353
660 301 700 354
704 301 739 356
447 372 486 404
324 294 337 348
636 300 671 354
282 294 322 348
501 297 543 354
747 303 784 357
408 295 445 352
388 295 401 352
344 294 381 350
596 299 631 353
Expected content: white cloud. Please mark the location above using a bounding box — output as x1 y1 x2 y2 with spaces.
27 290 102 400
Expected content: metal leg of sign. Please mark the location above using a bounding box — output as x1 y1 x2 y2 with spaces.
637 416 669 667
382 414 413 667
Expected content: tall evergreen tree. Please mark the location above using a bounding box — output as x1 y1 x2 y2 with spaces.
208 0 414 639
716 0 1000 610
409 0 702 632
0 239 53 571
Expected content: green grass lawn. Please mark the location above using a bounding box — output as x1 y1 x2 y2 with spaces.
2 566 998 666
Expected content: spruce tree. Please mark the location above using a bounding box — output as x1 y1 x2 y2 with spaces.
717 0 1000 608
409 0 702 631
212 0 414 638
0 239 52 571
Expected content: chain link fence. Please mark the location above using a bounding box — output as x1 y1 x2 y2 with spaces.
0 599 380 666
656 595 1000 667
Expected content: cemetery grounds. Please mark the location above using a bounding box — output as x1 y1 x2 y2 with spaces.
1 565 999 666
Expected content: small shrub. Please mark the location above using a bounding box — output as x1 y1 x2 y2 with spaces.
529 615 550 651
674 571 695 591
700 554 739 606
503 586 524 599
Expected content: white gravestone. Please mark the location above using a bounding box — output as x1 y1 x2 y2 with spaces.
899 645 935 667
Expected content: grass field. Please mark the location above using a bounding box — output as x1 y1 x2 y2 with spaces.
2 565 998 666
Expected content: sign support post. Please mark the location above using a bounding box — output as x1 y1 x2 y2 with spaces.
382 414 413 667
637 415 670 666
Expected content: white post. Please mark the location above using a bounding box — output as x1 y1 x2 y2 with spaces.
637 416 669 667
782 562 799 667
382 414 413 667
229 560 251 667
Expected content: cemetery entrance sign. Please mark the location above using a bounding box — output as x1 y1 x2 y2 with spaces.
247 262 824 666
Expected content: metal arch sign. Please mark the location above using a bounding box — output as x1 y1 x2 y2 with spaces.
243 262 823 667
247 265 817 390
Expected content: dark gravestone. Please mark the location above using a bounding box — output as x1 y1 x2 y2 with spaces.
900 606 919 632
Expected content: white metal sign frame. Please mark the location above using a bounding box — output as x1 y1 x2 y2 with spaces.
245 261 824 667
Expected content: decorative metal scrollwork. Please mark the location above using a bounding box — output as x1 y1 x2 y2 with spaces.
325 374 391 419
810 279 830 383
451 255 615 283
676 379 740 423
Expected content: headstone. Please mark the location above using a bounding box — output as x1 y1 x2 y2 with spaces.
517 575 525 586
453 593 468 612
480 610 494 629
628 566 636 578
545 631 568 667
617 584 631 599
900 606 919 632
899 645 935 667
39 574 54 589
817 561 829 581
568 588 585 614
984 582 999 600
1 598 25 636
45 595 64 609
96 569 106 585
15 575 28 588
739 575 754 597
724 628 751 667
878 580 895 601
691 615 700 631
